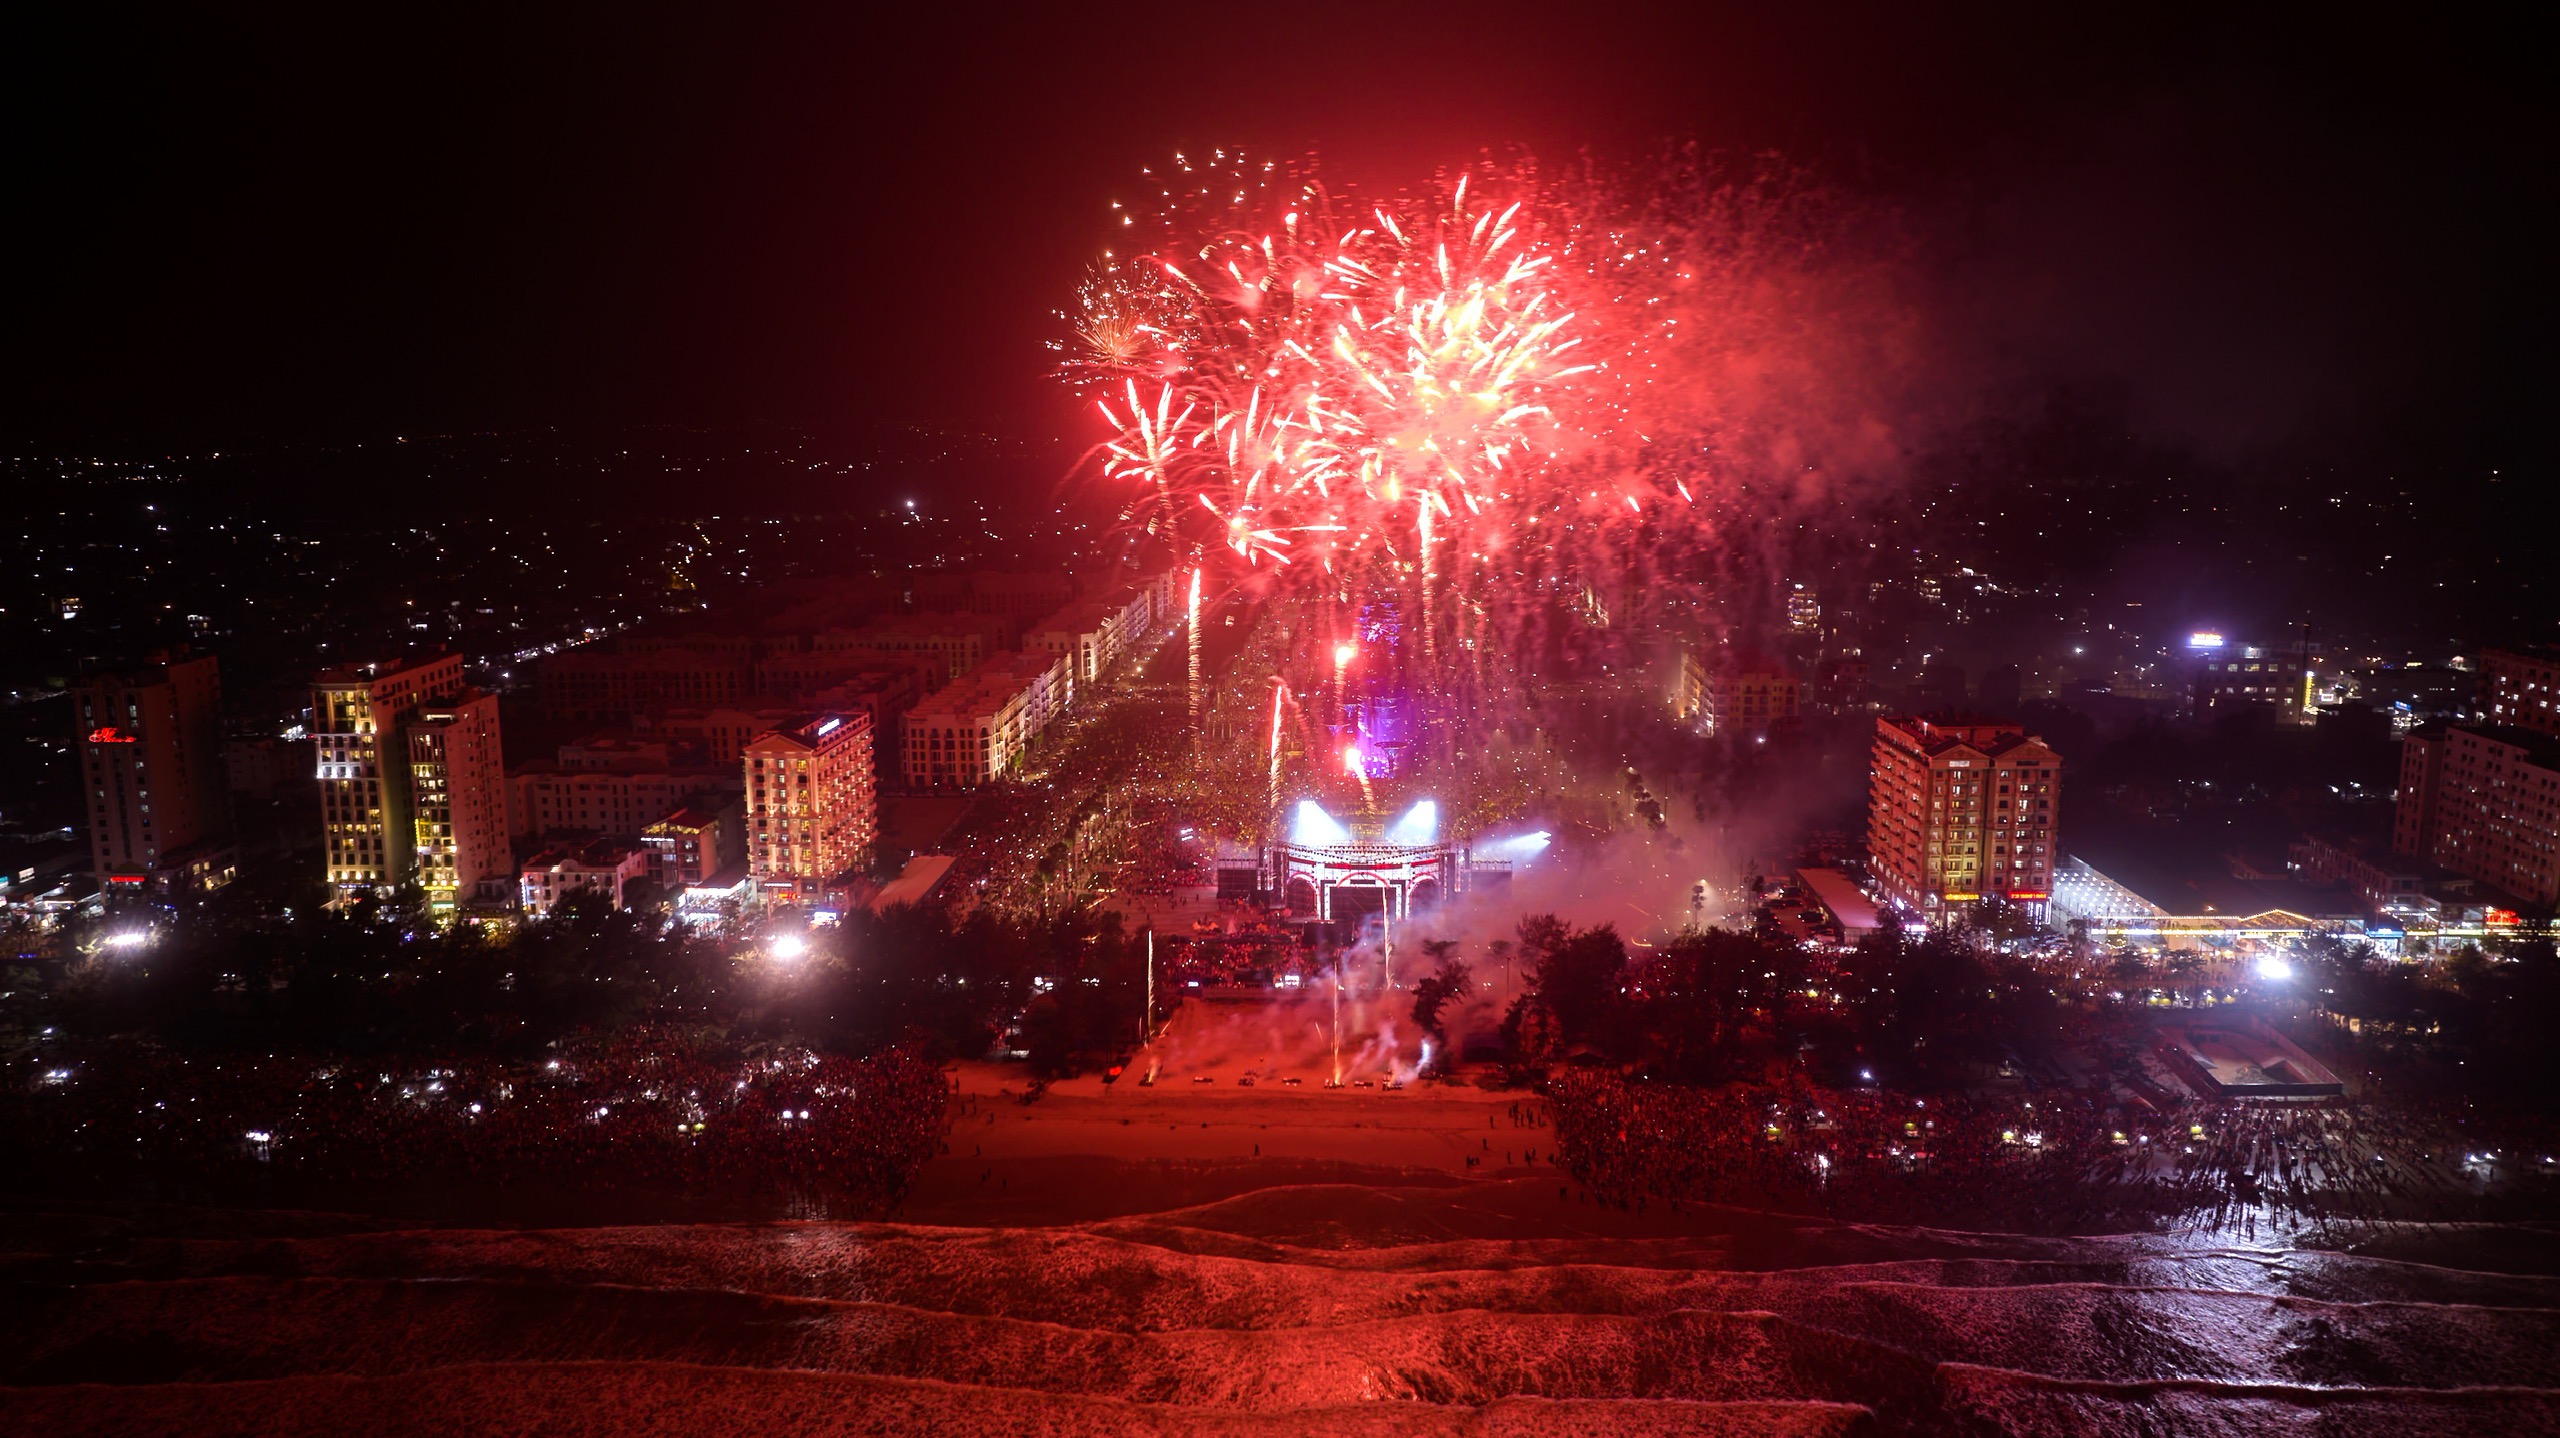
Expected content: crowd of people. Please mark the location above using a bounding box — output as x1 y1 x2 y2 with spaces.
1110 797 1207 900
1547 1069 2560 1234
2144 1098 2555 1237
10 1029 952 1212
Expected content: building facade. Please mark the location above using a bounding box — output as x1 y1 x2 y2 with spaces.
507 764 729 842
743 712 877 902
314 652 467 896
2393 723 2560 906
519 840 650 917
1867 715 2063 922
641 803 738 891
2483 647 2560 738
899 649 1071 789
74 650 233 893
538 647 752 721
1679 650 1802 737
836 613 1003 684
2288 833 2428 914
2185 638 2313 723
2394 730 2446 860
967 569 1080 620
406 689 510 912
1028 578 1163 692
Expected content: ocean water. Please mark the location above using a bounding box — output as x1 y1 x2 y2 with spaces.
4 1176 2556 1435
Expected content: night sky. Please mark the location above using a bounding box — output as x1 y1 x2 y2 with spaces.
8 6 2548 483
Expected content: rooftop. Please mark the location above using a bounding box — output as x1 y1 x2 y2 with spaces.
871 854 956 911
315 651 458 687
2441 722 2560 768
747 711 869 750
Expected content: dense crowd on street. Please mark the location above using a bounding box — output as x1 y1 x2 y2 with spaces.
1547 1069 2560 1234
9 1030 951 1211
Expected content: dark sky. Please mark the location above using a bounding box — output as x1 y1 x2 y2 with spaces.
6 5 2547 471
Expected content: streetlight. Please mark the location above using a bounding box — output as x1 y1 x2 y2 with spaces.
768 933 808 962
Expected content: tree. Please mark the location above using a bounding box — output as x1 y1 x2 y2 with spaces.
1409 950 1471 1074
1499 993 1559 1077
1532 922 1628 1054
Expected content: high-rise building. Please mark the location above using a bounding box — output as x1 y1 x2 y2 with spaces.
73 650 234 893
2482 647 2560 738
406 689 510 912
1867 714 2063 923
314 652 466 897
2392 723 2560 907
743 712 877 903
2393 730 2446 860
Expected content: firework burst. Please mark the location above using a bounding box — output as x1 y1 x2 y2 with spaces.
1065 147 1916 718
1067 152 1652 588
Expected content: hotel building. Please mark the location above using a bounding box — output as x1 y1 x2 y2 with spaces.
744 712 877 902
1867 715 2063 923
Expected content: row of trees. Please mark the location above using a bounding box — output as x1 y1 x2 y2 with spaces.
1470 911 2560 1118
27 891 1149 1074
1475 914 2072 1089
2299 935 2560 1111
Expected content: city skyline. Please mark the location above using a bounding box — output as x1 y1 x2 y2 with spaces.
5 12 2555 1437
